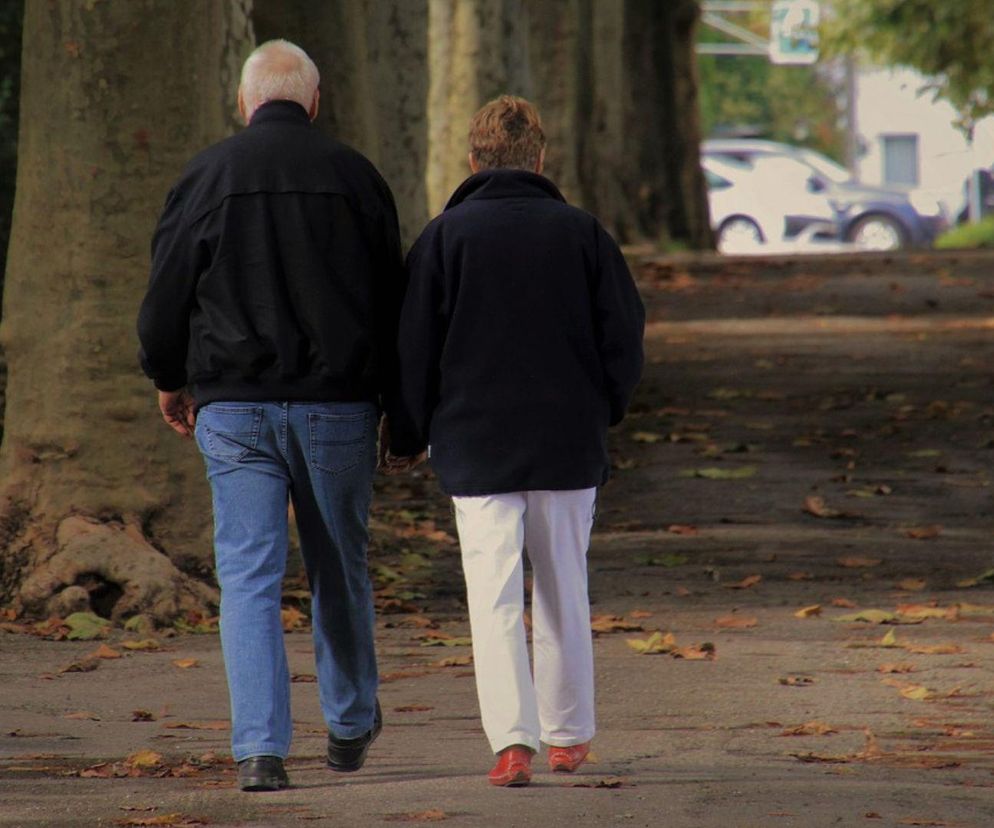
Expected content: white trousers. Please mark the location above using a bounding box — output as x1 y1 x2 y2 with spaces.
453 488 597 754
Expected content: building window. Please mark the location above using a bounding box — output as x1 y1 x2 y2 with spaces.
881 134 919 187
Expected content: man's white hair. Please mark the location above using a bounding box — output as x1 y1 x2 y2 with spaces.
240 40 319 117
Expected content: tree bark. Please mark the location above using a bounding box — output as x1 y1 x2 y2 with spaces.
426 0 530 215
0 0 253 621
253 0 430 246
622 0 713 247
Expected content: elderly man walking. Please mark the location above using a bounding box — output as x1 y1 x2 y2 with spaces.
137 40 403 791
389 96 644 786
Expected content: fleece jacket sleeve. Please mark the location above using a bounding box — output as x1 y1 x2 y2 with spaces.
593 224 646 425
136 187 203 392
389 224 446 457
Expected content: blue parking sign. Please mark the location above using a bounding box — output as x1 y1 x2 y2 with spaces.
770 0 820 65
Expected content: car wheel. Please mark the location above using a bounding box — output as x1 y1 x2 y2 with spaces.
848 214 906 251
717 217 764 254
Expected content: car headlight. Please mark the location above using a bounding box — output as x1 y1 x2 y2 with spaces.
908 190 944 218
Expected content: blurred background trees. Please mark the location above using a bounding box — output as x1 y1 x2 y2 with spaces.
0 0 710 619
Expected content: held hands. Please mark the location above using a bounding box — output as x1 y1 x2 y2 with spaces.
158 389 197 438
378 415 427 475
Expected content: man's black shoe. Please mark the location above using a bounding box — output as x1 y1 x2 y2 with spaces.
327 699 382 772
237 755 289 791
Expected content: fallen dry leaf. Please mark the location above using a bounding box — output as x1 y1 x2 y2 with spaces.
794 605 822 619
787 571 815 581
432 656 472 668
163 721 229 731
171 659 199 669
89 644 122 660
837 557 882 568
64 710 100 721
672 643 716 660
725 574 762 590
115 815 207 827
715 615 758 629
896 578 927 592
562 776 628 789
131 710 156 722
291 673 317 683
803 496 841 518
831 597 857 608
905 525 942 540
383 810 449 823
59 657 99 674
779 675 815 687
878 662 916 674
666 524 698 535
280 606 308 631
590 615 645 633
629 610 653 619
896 604 958 621
780 721 837 737
904 643 965 655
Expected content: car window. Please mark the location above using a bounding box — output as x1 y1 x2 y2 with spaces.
704 168 732 190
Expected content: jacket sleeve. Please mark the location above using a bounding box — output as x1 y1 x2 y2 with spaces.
136 186 203 391
387 224 446 457
370 183 407 417
592 223 645 426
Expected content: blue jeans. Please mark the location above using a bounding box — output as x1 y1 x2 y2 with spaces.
194 400 379 761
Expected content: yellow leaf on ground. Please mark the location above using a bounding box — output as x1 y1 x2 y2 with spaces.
631 431 663 443
672 643 716 660
64 710 100 720
172 659 199 669
896 578 927 592
626 631 677 655
125 749 163 769
794 605 822 619
899 685 932 701
629 610 654 619
280 605 308 631
831 597 857 608
896 604 957 621
121 639 160 651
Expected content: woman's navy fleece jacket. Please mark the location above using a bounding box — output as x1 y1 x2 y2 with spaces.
392 169 645 496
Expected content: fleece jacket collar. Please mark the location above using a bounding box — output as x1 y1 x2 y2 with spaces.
249 99 312 127
444 169 567 210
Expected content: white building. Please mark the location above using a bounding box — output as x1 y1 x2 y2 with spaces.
853 65 994 219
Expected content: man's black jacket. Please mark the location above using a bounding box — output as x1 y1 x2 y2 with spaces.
392 169 645 496
138 100 404 408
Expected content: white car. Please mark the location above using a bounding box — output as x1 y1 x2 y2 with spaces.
703 155 841 254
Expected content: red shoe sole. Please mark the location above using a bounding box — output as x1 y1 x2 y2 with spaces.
488 768 531 787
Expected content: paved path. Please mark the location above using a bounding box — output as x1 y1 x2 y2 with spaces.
3 251 994 827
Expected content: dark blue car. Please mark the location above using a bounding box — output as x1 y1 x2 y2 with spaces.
702 139 947 250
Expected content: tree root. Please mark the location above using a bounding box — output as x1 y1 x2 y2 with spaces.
18 515 217 624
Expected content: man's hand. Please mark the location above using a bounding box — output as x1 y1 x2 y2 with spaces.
158 389 197 437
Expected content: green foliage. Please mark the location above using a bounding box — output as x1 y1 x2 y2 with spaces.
696 5 845 161
698 54 846 161
824 0 994 136
934 217 994 250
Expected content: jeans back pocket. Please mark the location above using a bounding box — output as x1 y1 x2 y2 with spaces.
196 405 263 463
308 411 369 475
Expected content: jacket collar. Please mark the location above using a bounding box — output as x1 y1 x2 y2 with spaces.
444 169 567 211
249 100 311 127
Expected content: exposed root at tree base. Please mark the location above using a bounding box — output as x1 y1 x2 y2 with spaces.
16 515 217 623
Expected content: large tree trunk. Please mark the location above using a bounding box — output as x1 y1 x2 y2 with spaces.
622 0 713 247
253 0 430 247
0 0 254 621
425 0 530 215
